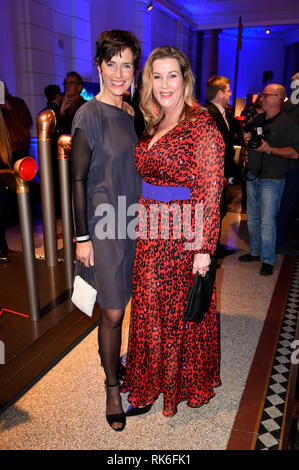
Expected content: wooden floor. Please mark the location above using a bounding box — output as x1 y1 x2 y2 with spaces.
0 251 100 412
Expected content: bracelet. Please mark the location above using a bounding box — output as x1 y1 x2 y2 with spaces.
267 147 272 155
76 235 90 242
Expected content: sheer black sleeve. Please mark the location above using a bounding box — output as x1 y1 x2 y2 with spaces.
71 127 92 241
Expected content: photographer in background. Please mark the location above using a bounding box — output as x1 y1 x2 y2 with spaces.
239 83 299 276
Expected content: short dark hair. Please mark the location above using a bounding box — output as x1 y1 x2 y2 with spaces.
66 71 83 86
95 29 141 71
44 84 61 102
206 75 230 101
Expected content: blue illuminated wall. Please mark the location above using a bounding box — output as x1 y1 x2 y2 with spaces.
2 0 299 136
81 82 99 101
151 8 177 50
0 0 17 96
218 26 298 103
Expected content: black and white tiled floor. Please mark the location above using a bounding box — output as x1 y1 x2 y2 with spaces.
255 258 299 450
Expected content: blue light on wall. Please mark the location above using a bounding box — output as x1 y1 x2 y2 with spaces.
218 25 291 105
226 25 296 39
81 82 99 101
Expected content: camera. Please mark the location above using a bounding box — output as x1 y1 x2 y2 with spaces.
243 109 271 149
243 118 264 149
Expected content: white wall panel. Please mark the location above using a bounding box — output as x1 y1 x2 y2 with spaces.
151 8 177 50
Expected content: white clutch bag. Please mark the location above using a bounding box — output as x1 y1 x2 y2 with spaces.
71 264 97 317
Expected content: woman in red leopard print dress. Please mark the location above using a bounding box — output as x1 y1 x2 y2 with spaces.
121 47 224 417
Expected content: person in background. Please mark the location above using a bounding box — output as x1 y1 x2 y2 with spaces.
0 110 13 263
239 83 299 275
1 84 32 164
131 73 146 139
44 84 63 123
241 94 264 121
205 75 236 258
59 71 86 135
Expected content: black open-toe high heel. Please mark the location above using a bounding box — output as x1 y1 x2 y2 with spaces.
106 381 126 432
126 403 152 417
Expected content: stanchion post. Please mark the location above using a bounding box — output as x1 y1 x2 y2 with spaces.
14 158 40 321
36 109 57 267
57 135 73 290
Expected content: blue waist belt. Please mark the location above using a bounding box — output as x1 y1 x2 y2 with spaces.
142 180 190 203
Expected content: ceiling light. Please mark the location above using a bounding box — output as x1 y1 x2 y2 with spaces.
147 1 153 11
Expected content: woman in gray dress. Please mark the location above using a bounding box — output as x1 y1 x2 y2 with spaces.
71 30 141 432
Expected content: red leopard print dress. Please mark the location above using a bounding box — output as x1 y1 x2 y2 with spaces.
121 109 225 417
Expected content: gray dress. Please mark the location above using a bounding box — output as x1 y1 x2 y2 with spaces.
71 99 141 309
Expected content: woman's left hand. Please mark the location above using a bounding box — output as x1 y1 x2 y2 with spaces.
193 253 211 276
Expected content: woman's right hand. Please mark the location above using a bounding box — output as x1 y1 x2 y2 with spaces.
193 253 211 277
76 240 94 267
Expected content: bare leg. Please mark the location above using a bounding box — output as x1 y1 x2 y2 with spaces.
98 308 124 430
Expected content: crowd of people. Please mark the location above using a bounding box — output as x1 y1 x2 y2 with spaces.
1 29 299 432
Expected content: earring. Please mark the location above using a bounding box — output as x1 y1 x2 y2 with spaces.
130 78 135 98
98 71 103 96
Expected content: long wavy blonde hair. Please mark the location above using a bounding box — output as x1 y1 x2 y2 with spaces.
140 46 201 135
0 110 12 167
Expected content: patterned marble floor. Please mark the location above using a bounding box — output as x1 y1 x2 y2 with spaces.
0 201 297 451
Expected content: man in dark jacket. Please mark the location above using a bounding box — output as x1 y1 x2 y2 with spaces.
1 84 32 163
59 71 86 135
206 75 236 258
44 84 63 123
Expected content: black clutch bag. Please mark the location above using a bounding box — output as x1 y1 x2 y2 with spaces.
184 255 217 323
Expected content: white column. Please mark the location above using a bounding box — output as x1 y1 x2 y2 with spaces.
199 30 220 105
176 21 189 56
134 0 152 70
12 0 52 136
8 0 93 136
71 0 92 80
189 29 198 73
0 0 17 94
